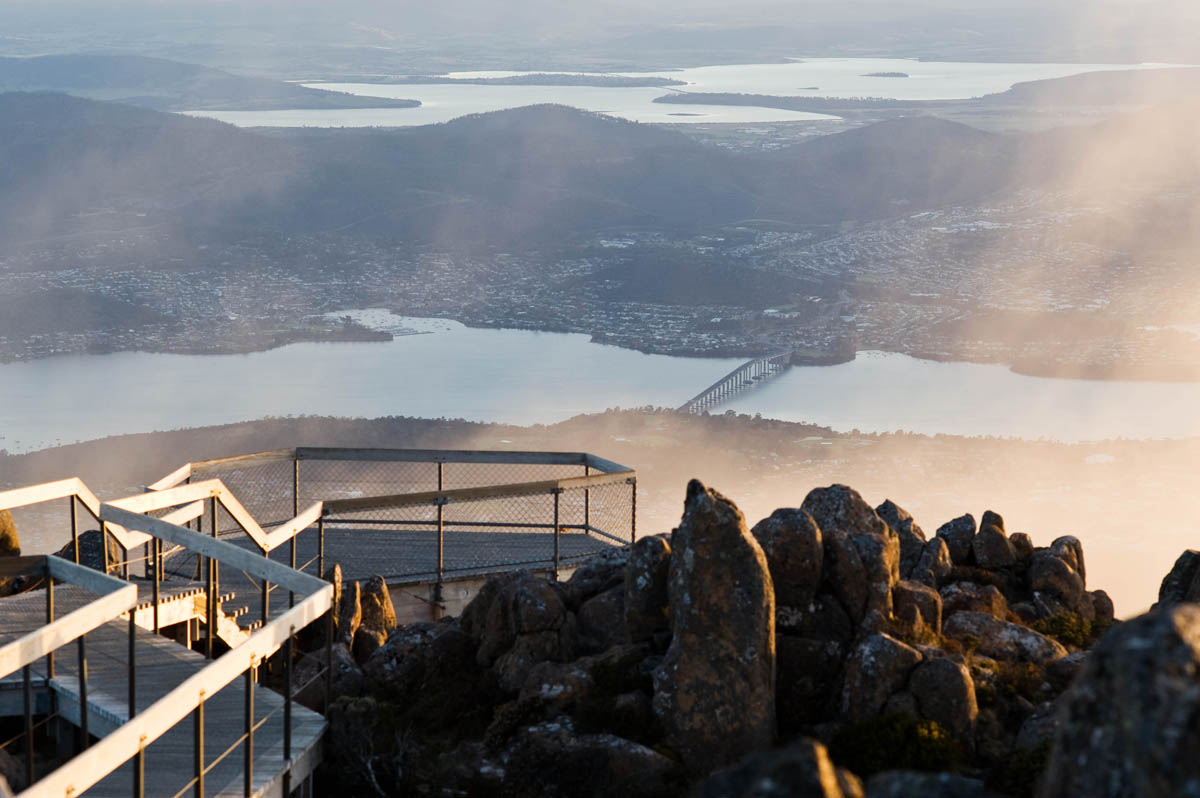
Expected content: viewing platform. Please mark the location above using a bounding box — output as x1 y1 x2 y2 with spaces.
0 447 636 796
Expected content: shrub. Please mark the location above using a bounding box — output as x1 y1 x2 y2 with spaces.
1031 612 1091 649
829 713 962 778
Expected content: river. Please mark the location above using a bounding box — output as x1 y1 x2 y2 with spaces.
3 313 1199 454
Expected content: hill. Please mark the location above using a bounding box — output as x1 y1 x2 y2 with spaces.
0 54 420 111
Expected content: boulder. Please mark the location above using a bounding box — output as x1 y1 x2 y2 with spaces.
699 738 855 798
336 579 362 648
908 657 977 743
577 585 627 652
53 529 122 573
359 575 397 635
0 746 26 793
876 500 926 580
362 620 477 698
940 582 1008 620
352 625 388 663
461 571 573 667
1014 701 1059 753
1029 551 1088 617
943 611 1067 664
563 546 631 609
802 485 890 539
972 512 1016 570
0 510 18 557
911 537 953 589
752 508 824 607
1039 604 1200 798
500 717 678 798
624 534 671 644
293 643 363 712
651 480 776 773
1010 533 1035 560
1050 536 1086 586
1090 590 1115 624
777 636 846 730
935 515 976 566
776 594 854 644
802 486 899 631
840 633 923 723
1155 549 1200 607
866 771 988 797
893 580 942 635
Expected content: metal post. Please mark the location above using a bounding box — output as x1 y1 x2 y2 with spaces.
193 697 205 798
207 498 217 659
134 746 145 798
630 477 638 543
45 577 54 678
436 501 445 591
261 548 270 626
283 632 293 795
101 525 110 575
153 537 161 634
293 457 300 518
317 517 325 579
324 609 334 712
584 464 591 535
552 489 561 581
289 535 296 609
23 665 33 786
129 611 137 719
70 497 79 564
78 633 89 747
244 662 255 797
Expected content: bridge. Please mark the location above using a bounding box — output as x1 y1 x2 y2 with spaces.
0 448 636 797
678 351 793 414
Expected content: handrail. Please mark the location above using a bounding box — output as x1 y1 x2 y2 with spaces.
21 506 333 798
109 479 321 554
323 470 634 515
0 556 136 680
0 478 100 519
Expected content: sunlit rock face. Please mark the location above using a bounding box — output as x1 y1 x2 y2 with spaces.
1039 604 1200 798
651 479 776 773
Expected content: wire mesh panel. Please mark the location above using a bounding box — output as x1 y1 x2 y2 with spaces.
157 448 636 585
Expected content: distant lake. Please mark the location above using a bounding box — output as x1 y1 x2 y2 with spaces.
3 313 1200 454
185 57 1179 128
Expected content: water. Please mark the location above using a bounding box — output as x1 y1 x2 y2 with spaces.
3 313 1200 454
184 57 1179 128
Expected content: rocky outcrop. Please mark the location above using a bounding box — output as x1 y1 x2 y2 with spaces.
316 481 1133 798
652 480 776 772
0 510 19 558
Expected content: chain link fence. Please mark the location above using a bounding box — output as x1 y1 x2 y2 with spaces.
156 449 637 587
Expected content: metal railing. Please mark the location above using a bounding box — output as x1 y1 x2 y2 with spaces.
147 448 638 586
0 480 334 798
